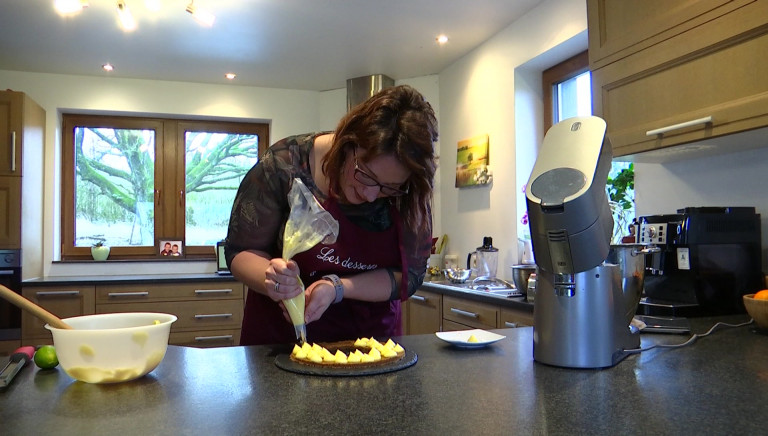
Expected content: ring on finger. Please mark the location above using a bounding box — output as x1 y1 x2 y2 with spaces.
274 281 280 293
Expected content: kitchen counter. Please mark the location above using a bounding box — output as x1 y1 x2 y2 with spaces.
22 273 239 287
2 316 766 435
421 279 534 312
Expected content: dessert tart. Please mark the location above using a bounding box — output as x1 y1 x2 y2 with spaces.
290 337 405 368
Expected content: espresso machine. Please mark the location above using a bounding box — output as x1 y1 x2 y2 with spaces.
637 207 762 317
526 116 642 369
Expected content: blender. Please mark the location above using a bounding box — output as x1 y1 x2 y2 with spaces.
467 237 516 291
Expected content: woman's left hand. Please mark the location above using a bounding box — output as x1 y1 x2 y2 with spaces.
304 279 336 323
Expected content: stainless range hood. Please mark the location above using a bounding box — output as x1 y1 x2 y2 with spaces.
346 74 395 111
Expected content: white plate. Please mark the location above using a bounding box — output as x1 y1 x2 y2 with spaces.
435 329 506 348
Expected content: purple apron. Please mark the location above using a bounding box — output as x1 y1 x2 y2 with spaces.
240 197 406 345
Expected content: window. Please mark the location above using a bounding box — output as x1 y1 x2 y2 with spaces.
61 114 268 260
543 50 634 242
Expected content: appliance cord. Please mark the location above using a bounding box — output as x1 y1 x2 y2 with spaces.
626 318 755 354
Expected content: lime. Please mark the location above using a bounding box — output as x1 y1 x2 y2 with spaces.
34 345 59 369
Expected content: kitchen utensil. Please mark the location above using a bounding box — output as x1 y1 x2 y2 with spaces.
0 346 34 391
510 265 537 295
443 268 471 283
743 294 768 330
46 312 177 384
467 236 499 279
0 284 73 330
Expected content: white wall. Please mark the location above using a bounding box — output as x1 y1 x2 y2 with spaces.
437 0 587 278
0 69 439 279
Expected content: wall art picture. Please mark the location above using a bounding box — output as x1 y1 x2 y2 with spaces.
455 134 490 188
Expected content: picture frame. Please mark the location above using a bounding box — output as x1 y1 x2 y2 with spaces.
157 238 185 258
455 134 490 188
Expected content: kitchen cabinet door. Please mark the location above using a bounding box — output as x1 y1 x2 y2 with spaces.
21 285 96 342
0 91 45 177
0 177 21 248
405 289 442 335
499 308 534 328
442 296 498 330
588 0 755 69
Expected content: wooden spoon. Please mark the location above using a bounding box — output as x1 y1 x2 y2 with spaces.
0 284 74 330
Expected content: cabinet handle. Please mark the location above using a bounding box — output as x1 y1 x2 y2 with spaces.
450 307 479 318
107 291 149 297
194 335 234 341
410 295 427 302
194 313 233 319
194 289 233 295
36 290 81 296
0 270 15 275
504 322 519 328
11 131 16 172
645 116 712 136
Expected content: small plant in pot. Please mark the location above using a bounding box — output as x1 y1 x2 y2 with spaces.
91 240 110 261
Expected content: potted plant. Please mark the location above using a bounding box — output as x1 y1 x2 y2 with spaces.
91 240 110 261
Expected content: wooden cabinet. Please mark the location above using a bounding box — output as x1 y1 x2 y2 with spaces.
442 296 498 331
95 281 244 348
0 90 44 249
499 308 534 329
21 279 245 348
588 0 768 157
21 285 96 346
0 177 21 248
404 289 442 335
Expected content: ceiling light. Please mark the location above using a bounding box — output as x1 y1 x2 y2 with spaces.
225 73 236 80
186 1 215 27
116 1 136 31
102 63 114 72
54 0 89 15
436 34 449 45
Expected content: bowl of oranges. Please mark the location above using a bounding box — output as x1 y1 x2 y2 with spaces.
743 290 768 330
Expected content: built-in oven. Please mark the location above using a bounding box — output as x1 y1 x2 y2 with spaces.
0 249 22 341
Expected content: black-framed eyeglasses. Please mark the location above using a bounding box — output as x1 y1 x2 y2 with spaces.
353 151 409 197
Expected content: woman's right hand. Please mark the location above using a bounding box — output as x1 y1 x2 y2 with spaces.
264 258 303 302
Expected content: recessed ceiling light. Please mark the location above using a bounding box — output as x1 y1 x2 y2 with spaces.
102 63 114 72
436 34 449 45
225 73 236 80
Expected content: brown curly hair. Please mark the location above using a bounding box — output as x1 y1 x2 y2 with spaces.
322 85 438 232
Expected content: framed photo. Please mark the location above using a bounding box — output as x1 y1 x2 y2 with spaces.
455 134 490 188
157 238 185 258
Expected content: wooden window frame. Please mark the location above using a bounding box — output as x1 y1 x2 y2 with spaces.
61 114 269 261
542 50 590 131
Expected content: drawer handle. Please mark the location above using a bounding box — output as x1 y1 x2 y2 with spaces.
107 291 149 297
504 322 519 328
194 313 233 319
194 289 233 295
0 270 15 275
645 116 712 136
410 295 427 302
194 335 234 341
36 290 81 296
450 307 479 318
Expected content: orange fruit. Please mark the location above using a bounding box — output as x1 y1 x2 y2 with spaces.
753 290 768 300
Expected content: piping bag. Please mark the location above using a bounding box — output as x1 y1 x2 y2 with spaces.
281 178 339 343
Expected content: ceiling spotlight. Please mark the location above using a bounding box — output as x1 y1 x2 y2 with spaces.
186 1 215 27
54 0 89 15
436 34 449 45
102 63 114 72
225 73 236 80
116 1 136 31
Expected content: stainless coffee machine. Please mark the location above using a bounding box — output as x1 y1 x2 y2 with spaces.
637 207 762 317
526 116 643 369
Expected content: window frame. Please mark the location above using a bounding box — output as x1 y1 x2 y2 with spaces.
542 50 590 131
61 114 269 261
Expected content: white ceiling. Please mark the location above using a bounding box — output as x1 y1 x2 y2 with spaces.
0 0 543 91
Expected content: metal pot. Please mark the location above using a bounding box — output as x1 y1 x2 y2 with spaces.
605 244 660 323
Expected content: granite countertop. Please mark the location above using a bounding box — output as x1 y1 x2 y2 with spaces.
2 316 766 435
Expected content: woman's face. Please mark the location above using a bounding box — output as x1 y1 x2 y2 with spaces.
341 148 411 204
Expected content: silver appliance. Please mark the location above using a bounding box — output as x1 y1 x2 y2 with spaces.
526 116 642 368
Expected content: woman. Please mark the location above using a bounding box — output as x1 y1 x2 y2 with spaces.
225 84 438 345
